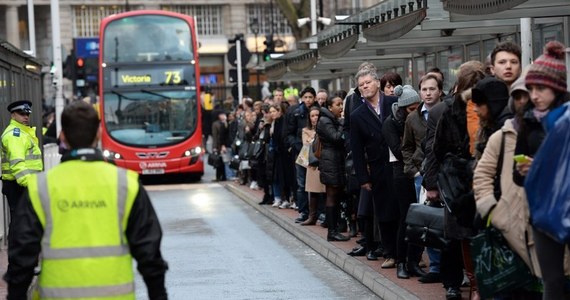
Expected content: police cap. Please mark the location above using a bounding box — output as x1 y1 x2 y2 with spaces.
7 100 32 114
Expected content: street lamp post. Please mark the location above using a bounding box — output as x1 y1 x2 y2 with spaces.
250 18 261 100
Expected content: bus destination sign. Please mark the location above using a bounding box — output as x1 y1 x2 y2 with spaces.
111 67 186 87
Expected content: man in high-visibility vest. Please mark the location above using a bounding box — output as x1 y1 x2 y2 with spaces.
1 100 43 221
4 101 168 299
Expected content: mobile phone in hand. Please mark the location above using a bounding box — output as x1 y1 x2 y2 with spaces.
513 154 530 163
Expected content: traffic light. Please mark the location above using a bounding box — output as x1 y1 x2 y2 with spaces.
263 34 274 62
75 57 85 79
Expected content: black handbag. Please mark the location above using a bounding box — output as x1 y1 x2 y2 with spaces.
405 203 450 250
438 153 476 228
229 155 240 170
207 152 223 168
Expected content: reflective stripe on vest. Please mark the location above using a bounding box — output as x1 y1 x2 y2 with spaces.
40 282 134 298
35 168 134 298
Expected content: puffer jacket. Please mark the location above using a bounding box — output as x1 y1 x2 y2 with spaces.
473 119 542 276
316 107 345 186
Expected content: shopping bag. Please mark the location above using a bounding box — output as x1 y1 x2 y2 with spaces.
525 103 570 243
470 225 535 299
295 144 310 167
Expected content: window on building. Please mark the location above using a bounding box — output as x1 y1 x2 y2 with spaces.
163 5 223 36
72 5 127 37
247 4 292 35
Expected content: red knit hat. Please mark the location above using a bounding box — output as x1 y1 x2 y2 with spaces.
525 41 567 93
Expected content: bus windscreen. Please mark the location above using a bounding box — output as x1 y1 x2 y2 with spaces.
103 15 194 63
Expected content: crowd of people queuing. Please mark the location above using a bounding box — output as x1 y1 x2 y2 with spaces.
205 39 570 300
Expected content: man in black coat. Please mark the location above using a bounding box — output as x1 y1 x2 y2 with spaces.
349 68 398 267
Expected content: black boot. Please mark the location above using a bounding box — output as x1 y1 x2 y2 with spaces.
397 263 410 279
407 263 428 277
327 207 350 241
349 220 358 237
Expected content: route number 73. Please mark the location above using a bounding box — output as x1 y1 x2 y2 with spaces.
164 71 182 84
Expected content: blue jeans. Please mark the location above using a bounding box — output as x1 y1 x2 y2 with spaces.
224 149 236 179
414 175 423 203
295 164 308 216
427 247 441 273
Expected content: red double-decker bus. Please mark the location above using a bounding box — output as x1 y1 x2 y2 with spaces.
98 10 203 180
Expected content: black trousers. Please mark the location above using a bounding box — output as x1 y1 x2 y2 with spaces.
2 179 26 227
440 239 464 289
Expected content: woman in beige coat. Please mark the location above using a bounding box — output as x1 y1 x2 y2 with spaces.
473 77 542 281
300 106 325 225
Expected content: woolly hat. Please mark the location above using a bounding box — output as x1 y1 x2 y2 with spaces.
525 41 567 93
472 76 509 119
394 85 420 108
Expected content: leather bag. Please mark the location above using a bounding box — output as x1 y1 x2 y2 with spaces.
405 203 450 250
312 135 322 159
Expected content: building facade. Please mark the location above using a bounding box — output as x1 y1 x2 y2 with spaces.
0 0 370 105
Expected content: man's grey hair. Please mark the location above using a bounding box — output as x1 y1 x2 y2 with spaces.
358 62 377 72
355 67 379 83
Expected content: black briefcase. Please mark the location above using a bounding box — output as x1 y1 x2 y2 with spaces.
405 203 450 250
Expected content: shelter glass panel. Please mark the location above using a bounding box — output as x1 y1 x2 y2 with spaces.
534 24 563 57
447 46 464 93
483 39 497 61
415 56 426 83
426 54 436 72
468 43 480 61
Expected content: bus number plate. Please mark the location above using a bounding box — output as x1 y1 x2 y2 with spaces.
142 169 165 175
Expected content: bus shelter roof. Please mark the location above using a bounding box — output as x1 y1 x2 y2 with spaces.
265 0 569 82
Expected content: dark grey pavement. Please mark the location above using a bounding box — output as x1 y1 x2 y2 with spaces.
140 182 380 299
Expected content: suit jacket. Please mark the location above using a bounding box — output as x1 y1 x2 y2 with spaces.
350 93 398 221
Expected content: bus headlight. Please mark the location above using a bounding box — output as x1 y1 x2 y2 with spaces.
184 146 202 157
103 149 122 160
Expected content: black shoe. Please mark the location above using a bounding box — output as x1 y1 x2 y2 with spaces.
347 246 366 256
366 251 378 261
327 231 350 241
418 272 441 283
445 287 462 300
396 263 410 279
373 246 385 258
258 196 272 205
356 237 366 244
407 263 428 278
295 214 308 223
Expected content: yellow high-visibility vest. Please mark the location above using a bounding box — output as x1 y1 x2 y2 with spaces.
1 119 43 186
28 159 139 299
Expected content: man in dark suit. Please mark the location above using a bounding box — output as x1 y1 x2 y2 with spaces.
349 68 399 268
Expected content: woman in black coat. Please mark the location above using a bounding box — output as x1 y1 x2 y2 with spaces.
316 93 349 241
382 85 425 279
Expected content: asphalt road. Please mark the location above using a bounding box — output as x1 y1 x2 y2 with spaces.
133 164 379 299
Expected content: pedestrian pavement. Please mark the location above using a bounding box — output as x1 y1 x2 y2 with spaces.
225 181 470 300
0 180 469 300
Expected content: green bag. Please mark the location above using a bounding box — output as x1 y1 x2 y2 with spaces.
470 224 535 299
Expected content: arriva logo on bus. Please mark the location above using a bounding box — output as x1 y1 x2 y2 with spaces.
121 74 152 83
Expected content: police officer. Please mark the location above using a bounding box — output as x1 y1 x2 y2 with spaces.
1 100 43 220
4 101 168 299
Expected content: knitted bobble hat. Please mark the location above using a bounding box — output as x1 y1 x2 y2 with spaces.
525 41 567 93
394 85 421 108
